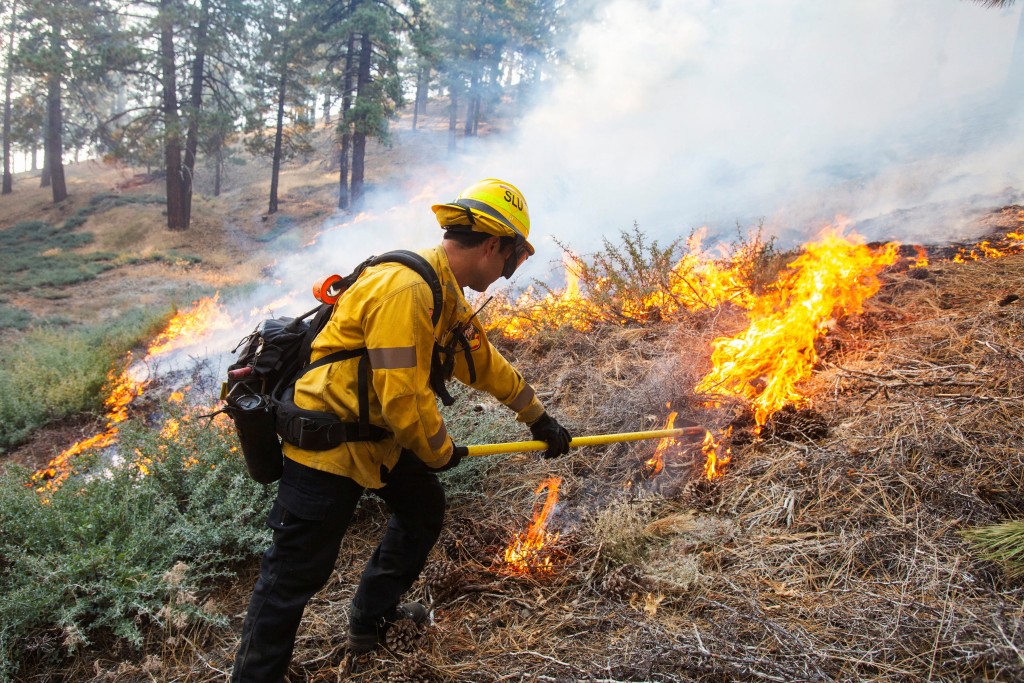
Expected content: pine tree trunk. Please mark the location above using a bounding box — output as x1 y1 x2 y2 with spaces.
338 28 356 209
40 131 50 186
268 68 287 214
267 1 296 216
2 0 16 195
412 65 428 131
182 0 210 227
45 26 67 204
448 88 458 154
214 145 222 196
350 31 371 209
160 0 186 230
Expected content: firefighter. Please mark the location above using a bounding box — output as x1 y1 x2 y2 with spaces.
231 178 573 681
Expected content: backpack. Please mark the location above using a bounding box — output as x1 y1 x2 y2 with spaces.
221 250 444 484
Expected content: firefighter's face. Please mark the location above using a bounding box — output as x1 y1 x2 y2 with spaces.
465 236 514 292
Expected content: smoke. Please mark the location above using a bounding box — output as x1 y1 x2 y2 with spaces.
284 0 1023 289
169 0 1024 398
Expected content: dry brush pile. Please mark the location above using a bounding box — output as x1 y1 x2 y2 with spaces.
80 233 1024 683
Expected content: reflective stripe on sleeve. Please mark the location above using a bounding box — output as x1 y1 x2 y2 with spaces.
427 423 449 451
367 346 417 369
507 385 536 413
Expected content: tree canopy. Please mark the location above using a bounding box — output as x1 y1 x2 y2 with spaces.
0 0 576 225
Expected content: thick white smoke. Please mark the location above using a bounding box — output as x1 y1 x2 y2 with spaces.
185 0 1022 395
284 0 1023 290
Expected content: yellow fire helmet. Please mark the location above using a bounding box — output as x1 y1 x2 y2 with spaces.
431 178 535 256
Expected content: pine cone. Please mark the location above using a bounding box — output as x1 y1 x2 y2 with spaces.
386 617 426 653
421 560 464 602
767 405 829 442
600 564 643 598
387 653 434 683
438 517 479 558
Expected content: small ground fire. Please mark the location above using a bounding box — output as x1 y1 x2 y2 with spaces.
504 477 562 574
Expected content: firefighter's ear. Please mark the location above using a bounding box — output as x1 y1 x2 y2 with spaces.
478 234 501 258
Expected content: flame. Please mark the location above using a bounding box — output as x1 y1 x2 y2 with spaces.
909 246 929 269
702 428 732 480
484 251 600 339
147 293 228 356
504 477 562 574
253 292 299 316
643 410 678 478
953 231 1024 262
30 295 225 494
160 418 181 439
695 230 899 431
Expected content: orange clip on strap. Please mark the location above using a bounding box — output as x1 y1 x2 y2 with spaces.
312 274 344 304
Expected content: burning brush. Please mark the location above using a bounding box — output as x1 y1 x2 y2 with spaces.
30 295 230 495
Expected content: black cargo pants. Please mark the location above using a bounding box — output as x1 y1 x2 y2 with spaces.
231 450 445 682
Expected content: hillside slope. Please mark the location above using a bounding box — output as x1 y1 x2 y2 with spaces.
2 118 1023 681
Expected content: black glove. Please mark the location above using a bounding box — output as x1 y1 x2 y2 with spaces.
529 412 572 459
430 444 467 472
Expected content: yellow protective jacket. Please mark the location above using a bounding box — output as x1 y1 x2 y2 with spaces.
283 245 545 488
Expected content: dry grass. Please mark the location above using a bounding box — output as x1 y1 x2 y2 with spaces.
60 247 1023 683
7 123 1024 681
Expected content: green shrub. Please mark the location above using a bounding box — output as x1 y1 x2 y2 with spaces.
0 220 118 298
0 405 275 681
0 302 32 331
0 309 171 452
148 250 203 267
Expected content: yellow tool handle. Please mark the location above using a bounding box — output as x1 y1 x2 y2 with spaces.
464 426 707 457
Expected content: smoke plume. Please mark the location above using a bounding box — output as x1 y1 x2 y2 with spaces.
291 0 1023 287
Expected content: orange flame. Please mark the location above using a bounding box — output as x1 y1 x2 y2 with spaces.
953 231 1024 262
909 246 929 269
644 410 678 478
30 295 226 494
504 477 562 574
702 428 732 479
147 293 228 356
695 230 899 431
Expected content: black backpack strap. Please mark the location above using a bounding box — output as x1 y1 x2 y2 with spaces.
298 303 336 363
294 347 365 381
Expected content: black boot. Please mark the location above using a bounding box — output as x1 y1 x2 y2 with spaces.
348 602 428 655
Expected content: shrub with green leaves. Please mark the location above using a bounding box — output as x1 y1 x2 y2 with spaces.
0 220 120 295
0 308 171 452
0 405 275 681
